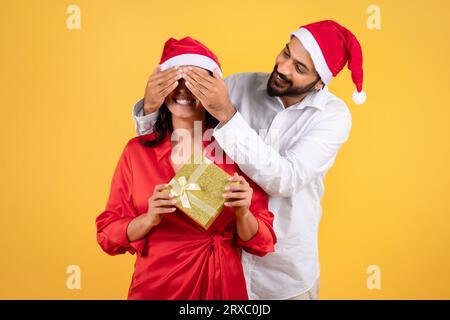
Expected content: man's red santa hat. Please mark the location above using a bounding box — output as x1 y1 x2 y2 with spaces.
291 20 366 104
159 36 222 77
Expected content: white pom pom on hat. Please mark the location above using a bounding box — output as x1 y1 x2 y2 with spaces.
352 90 367 105
291 20 366 105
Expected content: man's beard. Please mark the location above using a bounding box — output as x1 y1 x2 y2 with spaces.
267 65 321 98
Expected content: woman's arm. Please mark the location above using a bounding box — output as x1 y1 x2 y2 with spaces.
235 210 259 241
223 172 277 254
96 143 176 256
127 184 177 242
96 143 147 256
126 213 155 242
223 172 258 241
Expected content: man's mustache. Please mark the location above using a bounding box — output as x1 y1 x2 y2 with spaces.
272 66 292 85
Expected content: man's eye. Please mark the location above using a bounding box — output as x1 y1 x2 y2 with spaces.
296 66 305 74
283 50 290 57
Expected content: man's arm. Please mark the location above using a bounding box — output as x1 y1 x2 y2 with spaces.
181 68 352 198
213 104 352 198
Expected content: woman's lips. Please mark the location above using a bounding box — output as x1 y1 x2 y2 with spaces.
173 96 196 105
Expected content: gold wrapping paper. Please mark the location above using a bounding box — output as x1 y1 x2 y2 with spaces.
164 153 234 229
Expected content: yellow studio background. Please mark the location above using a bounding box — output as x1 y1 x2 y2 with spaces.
0 0 449 299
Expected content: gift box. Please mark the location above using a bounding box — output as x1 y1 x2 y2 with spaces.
164 153 235 229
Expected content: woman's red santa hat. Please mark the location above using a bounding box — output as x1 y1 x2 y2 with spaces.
159 36 222 77
291 20 367 104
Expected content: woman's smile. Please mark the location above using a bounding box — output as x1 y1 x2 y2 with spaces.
173 96 196 106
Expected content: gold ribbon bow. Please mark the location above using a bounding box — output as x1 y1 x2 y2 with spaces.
168 176 201 209
167 156 218 218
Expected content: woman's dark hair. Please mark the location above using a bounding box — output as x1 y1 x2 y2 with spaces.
139 103 220 147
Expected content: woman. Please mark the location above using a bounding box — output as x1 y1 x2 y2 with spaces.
96 37 277 299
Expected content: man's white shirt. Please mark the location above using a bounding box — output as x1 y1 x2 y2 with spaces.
132 72 352 299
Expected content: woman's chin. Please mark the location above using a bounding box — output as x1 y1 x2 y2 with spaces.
168 103 200 118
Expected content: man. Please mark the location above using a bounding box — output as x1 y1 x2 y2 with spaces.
131 20 366 300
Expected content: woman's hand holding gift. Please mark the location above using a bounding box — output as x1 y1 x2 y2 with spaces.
145 184 178 227
126 184 177 242
223 173 253 218
222 173 259 241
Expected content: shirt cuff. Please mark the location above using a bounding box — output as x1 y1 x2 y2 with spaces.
110 218 148 256
132 98 159 136
235 219 275 257
213 110 250 153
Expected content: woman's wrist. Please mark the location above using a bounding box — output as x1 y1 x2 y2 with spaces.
141 213 158 230
235 209 252 222
235 209 258 242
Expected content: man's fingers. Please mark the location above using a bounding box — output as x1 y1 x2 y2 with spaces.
182 72 211 92
159 80 179 97
154 74 182 94
184 68 214 88
150 66 174 82
186 67 215 84
156 72 182 88
185 80 206 102
154 73 181 89
157 78 180 94
153 67 181 84
151 64 161 75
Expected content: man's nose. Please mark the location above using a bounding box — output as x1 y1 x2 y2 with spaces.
277 59 291 78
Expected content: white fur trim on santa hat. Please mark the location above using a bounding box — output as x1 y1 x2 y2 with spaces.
352 90 367 104
160 53 222 77
290 28 333 85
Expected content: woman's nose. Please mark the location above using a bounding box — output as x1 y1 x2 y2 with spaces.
175 78 191 94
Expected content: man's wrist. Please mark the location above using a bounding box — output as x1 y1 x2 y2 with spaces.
143 102 158 116
218 103 237 124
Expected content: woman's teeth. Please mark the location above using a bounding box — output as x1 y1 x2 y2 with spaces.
175 99 194 105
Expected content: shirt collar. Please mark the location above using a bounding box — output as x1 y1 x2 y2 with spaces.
258 74 327 111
